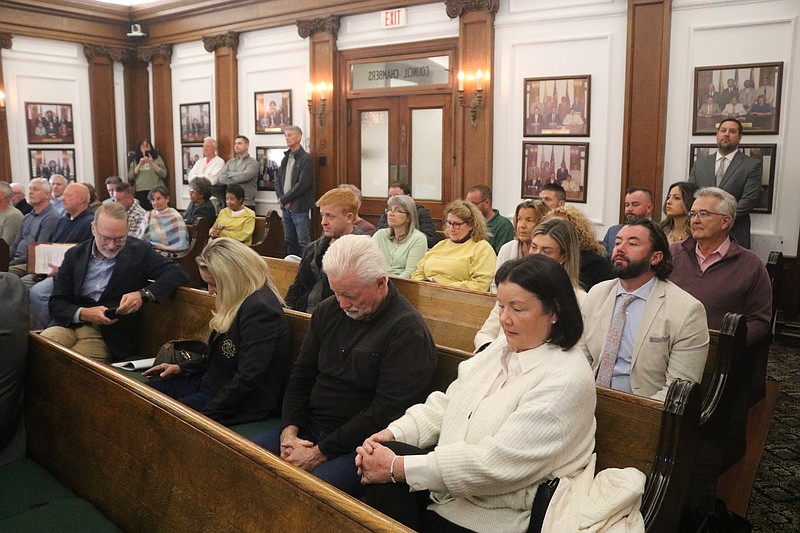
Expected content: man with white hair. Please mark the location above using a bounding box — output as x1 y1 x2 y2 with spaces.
0 182 23 245
10 183 32 215
49 174 68 215
8 178 60 276
188 136 225 210
253 234 437 497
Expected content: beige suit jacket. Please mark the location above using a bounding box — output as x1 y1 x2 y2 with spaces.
581 278 709 401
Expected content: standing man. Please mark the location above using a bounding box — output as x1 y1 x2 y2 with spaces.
8 178 60 276
215 135 259 210
10 183 33 215
49 174 68 215
539 183 567 210
581 219 709 401
375 180 438 248
188 136 225 210
253 235 437 497
41 203 187 362
276 125 315 257
689 118 761 248
0 182 23 245
465 184 515 254
602 186 655 256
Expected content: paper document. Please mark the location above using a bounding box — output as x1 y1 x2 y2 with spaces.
111 358 155 371
34 243 77 274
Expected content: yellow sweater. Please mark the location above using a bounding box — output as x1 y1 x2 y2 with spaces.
411 238 496 292
211 206 256 245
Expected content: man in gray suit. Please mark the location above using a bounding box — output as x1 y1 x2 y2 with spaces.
688 118 761 248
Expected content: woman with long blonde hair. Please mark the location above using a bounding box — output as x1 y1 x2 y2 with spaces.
411 200 496 291
145 238 290 426
545 206 613 290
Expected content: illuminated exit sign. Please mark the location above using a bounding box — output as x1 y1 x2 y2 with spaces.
381 8 407 28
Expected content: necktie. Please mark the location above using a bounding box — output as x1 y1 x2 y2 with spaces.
595 294 637 387
716 157 727 186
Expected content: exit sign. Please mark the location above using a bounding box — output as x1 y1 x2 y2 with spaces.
381 8 407 28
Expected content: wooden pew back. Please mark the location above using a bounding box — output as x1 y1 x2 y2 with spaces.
252 210 286 258
174 217 210 289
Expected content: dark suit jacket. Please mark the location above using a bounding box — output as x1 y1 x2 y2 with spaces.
49 237 189 361
688 150 762 248
275 146 315 212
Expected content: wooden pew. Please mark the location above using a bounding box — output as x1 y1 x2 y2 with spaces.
251 210 286 258
173 217 210 289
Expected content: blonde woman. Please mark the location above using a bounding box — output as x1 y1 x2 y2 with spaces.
411 200 496 291
145 238 290 426
475 219 585 351
491 199 550 292
546 205 613 290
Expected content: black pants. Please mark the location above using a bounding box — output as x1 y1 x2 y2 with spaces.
135 190 153 211
361 441 476 533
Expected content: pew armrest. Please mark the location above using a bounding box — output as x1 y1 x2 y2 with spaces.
700 313 747 425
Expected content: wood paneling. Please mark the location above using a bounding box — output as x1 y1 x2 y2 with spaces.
0 36 11 182
204 33 239 159
150 53 176 204
86 50 118 192
123 61 151 185
619 0 672 222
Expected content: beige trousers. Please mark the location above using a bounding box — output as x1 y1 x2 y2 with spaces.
40 325 112 362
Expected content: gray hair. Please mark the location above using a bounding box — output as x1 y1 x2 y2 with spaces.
0 182 12 200
323 234 388 285
203 136 218 148
285 125 302 137
95 201 128 223
10 182 25 194
338 183 363 203
49 174 67 186
30 178 51 193
695 186 737 225
386 194 419 239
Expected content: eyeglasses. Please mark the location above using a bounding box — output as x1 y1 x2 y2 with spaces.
445 220 466 229
385 207 407 215
688 210 726 220
96 233 127 246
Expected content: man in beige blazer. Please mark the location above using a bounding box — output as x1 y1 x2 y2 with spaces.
581 218 709 401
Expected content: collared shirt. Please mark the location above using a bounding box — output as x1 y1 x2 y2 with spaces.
127 202 147 238
187 155 225 184
695 236 731 273
72 240 118 323
10 203 60 264
51 197 65 215
611 276 657 393
715 150 736 184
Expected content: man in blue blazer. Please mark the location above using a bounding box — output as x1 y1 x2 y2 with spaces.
42 202 188 362
688 118 761 248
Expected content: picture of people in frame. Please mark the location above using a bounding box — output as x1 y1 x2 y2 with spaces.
693 62 782 135
522 142 589 203
181 145 204 185
256 146 285 191
29 149 76 181
255 90 292 134
26 102 74 144
523 76 590 137
180 102 211 143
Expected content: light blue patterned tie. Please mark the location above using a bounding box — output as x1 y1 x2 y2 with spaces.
596 294 637 387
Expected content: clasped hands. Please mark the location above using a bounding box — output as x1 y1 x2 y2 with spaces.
355 429 402 485
279 426 327 471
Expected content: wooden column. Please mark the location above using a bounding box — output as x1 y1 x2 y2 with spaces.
0 33 12 182
84 44 122 193
123 56 151 185
298 16 340 240
447 0 497 197
138 45 175 203
202 32 239 159
619 0 672 220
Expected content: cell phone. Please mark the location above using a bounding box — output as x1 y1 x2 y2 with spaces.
104 307 119 319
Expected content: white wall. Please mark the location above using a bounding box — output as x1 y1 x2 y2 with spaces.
666 0 800 257
337 3 458 50
171 41 215 209
2 36 94 187
493 0 629 236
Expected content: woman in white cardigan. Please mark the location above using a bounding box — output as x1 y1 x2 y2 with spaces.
356 255 595 532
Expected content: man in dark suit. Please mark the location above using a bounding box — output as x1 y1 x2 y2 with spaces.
688 118 761 248
276 125 315 257
41 202 188 362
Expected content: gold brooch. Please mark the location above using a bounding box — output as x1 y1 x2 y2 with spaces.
221 338 236 358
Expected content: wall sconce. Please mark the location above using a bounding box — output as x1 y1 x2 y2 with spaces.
0 89 6 112
307 82 332 131
457 69 488 129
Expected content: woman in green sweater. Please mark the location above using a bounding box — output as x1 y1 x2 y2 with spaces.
128 139 167 210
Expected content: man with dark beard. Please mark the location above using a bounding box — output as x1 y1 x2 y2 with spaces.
580 218 709 401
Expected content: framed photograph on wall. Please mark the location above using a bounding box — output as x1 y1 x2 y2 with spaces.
256 146 286 191
25 102 74 144
29 148 76 181
179 102 211 143
523 75 590 137
255 90 292 134
690 143 776 214
181 145 204 185
692 62 783 135
522 142 589 203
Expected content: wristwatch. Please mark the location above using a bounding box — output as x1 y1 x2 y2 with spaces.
138 288 154 302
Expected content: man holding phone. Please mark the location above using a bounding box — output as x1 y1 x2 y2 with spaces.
41 203 188 362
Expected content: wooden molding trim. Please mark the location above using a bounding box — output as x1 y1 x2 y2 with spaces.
0 33 12 49
444 0 499 19
297 16 341 39
136 44 173 64
83 43 130 63
202 31 239 53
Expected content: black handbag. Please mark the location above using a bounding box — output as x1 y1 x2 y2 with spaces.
153 339 208 365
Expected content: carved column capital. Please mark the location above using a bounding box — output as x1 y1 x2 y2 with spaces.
444 0 499 18
83 44 130 62
296 16 340 39
0 33 12 50
137 44 173 64
202 31 239 53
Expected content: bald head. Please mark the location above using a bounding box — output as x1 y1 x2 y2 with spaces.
62 183 90 216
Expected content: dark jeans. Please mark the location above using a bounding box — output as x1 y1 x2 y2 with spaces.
361 441 476 533
281 208 311 257
252 421 362 497
148 375 214 412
